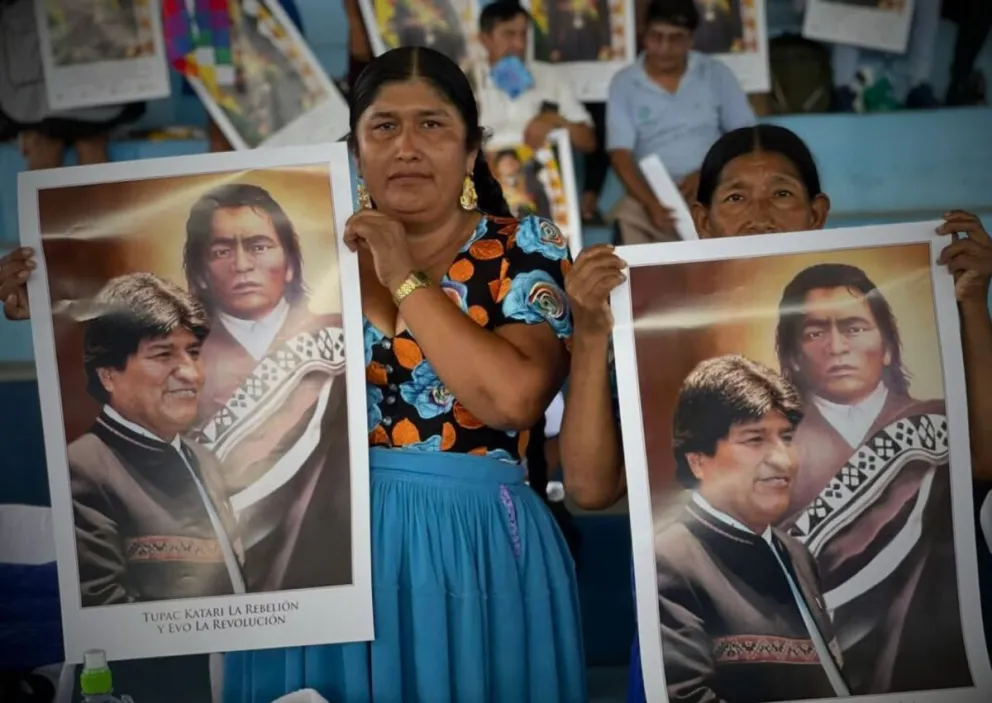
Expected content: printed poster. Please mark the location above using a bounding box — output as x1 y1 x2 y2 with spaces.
528 0 636 102
34 0 171 111
802 0 916 54
692 0 770 94
611 224 992 702
358 0 480 69
486 129 583 257
188 0 350 149
17 145 372 661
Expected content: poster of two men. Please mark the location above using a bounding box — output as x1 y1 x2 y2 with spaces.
18 145 372 661
614 224 992 703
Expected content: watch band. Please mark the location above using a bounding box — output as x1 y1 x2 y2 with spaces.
392 270 431 306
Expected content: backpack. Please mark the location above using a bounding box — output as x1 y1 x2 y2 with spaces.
767 33 833 115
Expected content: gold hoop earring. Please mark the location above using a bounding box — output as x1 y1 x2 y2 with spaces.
460 176 478 211
357 183 373 210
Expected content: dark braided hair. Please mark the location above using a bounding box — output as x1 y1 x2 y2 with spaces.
348 46 512 218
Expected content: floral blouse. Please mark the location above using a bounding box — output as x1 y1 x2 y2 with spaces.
364 215 573 464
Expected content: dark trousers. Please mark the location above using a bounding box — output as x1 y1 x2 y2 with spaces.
948 0 992 84
582 101 609 196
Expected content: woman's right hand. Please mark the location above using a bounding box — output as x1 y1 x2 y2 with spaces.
565 244 626 338
0 247 36 320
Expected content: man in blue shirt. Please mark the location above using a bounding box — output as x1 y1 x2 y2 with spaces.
605 0 755 244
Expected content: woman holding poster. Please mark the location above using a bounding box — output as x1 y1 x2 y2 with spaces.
555 125 992 700
1 46 585 703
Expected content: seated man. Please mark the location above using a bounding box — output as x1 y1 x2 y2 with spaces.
653 355 850 702
606 0 754 245
473 1 596 153
70 273 245 607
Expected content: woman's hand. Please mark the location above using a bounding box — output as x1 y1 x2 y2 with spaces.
565 244 627 338
0 247 35 320
343 210 417 293
936 211 992 304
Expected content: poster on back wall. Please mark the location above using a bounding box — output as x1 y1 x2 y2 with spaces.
187 0 350 149
486 129 583 257
802 0 916 54
17 145 372 661
611 223 992 702
526 0 636 102
357 0 481 70
34 0 172 111
690 0 770 93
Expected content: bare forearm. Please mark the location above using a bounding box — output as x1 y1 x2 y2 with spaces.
400 286 565 430
560 332 625 509
567 122 597 153
610 151 659 209
960 301 992 479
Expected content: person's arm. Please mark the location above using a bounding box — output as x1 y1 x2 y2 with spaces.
553 78 597 153
611 149 664 210
656 552 727 703
70 458 130 607
936 211 992 480
713 60 756 133
399 222 570 430
0 247 34 320
560 245 626 509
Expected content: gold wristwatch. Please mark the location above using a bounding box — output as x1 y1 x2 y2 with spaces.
392 270 431 306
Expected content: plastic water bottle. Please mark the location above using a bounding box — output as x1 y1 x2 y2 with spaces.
80 649 134 703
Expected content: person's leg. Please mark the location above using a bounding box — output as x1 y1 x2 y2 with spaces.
831 43 861 112
581 102 608 223
18 131 64 170
612 196 679 245
947 1 992 105
903 0 942 108
207 119 233 152
74 133 110 165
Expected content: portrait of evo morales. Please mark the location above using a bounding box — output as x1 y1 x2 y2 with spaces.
56 181 352 608
644 259 972 700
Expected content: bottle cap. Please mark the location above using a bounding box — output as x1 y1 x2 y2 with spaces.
80 649 113 695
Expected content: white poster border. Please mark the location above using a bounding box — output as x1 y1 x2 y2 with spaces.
611 222 992 703
18 144 373 662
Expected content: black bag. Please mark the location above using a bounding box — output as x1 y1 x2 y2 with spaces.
768 33 833 115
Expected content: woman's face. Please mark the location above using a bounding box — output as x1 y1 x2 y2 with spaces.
692 151 830 238
356 79 476 224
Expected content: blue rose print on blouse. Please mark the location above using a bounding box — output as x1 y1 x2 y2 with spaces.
441 279 469 313
404 435 444 452
367 384 384 431
515 217 569 261
486 448 517 463
364 319 385 365
399 360 455 419
502 269 572 339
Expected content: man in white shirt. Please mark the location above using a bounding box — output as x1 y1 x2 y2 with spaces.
69 273 246 606
180 183 352 594
652 354 849 702
776 262 973 694
473 1 596 152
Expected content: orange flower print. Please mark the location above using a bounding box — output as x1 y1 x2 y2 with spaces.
392 418 421 446
366 361 388 385
468 305 489 326
441 422 457 450
370 425 390 446
393 337 424 370
470 239 504 260
454 401 484 429
448 258 475 282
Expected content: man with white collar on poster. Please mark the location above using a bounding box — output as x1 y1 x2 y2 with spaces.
776 262 973 694
70 273 246 607
473 0 596 152
655 354 849 702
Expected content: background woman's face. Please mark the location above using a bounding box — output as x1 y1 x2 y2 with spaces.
695 151 828 238
356 79 476 223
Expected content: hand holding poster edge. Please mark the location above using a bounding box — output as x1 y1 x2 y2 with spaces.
637 155 697 241
17 144 373 663
609 222 992 703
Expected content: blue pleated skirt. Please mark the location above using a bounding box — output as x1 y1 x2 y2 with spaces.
222 447 587 703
